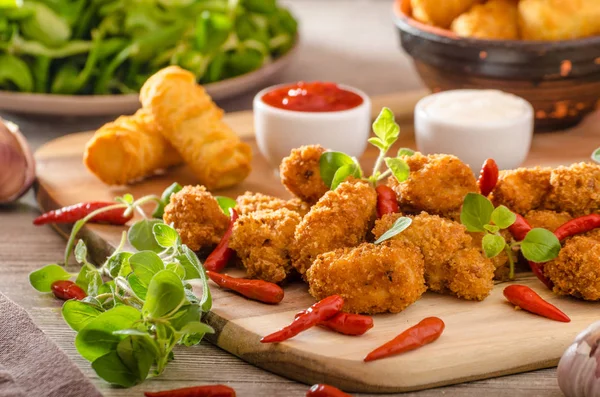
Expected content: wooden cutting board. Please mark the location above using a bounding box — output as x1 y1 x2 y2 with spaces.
34 91 600 393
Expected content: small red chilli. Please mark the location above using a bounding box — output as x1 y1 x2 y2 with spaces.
144 385 236 397
51 280 86 301
204 208 239 272
306 384 352 397
477 158 499 197
375 185 399 218
33 202 132 226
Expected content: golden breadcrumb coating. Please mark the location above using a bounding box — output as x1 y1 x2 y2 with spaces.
546 162 600 216
84 109 182 185
519 0 600 41
387 153 477 218
451 0 519 40
524 210 572 232
292 180 377 276
411 0 480 28
489 167 552 215
235 191 309 217
373 212 495 301
306 241 426 314
140 66 251 190
280 145 329 204
544 230 600 301
163 185 229 251
469 231 510 280
229 209 301 283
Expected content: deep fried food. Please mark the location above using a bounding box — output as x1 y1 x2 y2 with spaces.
163 185 229 251
373 212 495 301
469 231 510 280
411 0 481 28
235 191 310 217
292 180 377 276
519 0 600 41
306 241 426 314
489 167 552 215
387 152 477 219
544 230 600 301
524 210 572 232
140 66 252 190
280 145 329 204
84 109 182 185
546 162 600 216
229 209 301 283
451 0 519 40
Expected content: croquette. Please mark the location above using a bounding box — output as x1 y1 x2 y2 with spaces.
490 167 552 215
546 162 600 216
306 241 426 314
236 191 310 217
524 210 572 232
280 145 329 204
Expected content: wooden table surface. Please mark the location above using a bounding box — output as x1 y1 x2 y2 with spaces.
0 1 566 395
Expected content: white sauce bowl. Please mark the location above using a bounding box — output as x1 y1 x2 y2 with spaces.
253 83 371 168
414 89 534 171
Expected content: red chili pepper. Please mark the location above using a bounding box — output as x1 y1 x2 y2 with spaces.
375 185 399 218
51 280 87 301
363 317 445 362
306 384 352 397
33 202 131 226
261 295 344 343
503 284 570 323
295 311 373 336
508 213 532 242
554 214 600 242
206 270 283 304
144 385 236 397
478 158 499 197
528 261 554 290
205 208 239 272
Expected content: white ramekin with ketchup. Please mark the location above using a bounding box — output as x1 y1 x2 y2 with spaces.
253 81 371 168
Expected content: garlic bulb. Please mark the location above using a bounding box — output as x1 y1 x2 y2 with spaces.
558 321 600 397
0 117 36 204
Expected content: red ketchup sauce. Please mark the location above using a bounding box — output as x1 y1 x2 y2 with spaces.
261 81 364 112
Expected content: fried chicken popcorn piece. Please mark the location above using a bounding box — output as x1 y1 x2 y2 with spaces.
544 231 600 301
546 162 600 216
229 209 302 283
140 66 252 190
280 145 329 204
163 185 229 251
306 241 426 314
489 167 552 215
235 191 309 217
451 0 519 40
373 213 495 301
524 210 572 232
387 153 477 218
292 180 377 276
519 0 600 41
84 109 182 185
411 0 481 28
469 231 510 280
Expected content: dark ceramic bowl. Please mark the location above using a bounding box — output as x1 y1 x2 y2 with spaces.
393 0 600 131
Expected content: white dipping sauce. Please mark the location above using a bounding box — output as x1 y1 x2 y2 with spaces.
415 89 534 171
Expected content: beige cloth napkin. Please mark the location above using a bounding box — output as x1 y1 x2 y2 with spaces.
0 293 102 397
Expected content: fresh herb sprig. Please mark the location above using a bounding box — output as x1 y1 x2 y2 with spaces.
29 183 215 387
319 107 415 190
460 193 561 279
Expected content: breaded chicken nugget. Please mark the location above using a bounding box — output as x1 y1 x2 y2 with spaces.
163 185 229 251
292 180 377 276
451 0 520 40
411 0 481 28
544 230 600 301
546 162 600 216
306 241 426 314
387 153 477 219
489 167 552 215
235 191 310 217
229 209 301 283
524 210 572 232
280 145 329 204
469 231 510 280
373 212 495 300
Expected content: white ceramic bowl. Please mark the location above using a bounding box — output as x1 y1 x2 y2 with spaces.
414 89 534 171
253 83 371 168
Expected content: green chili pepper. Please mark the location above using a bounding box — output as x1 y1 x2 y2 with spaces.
31 55 51 92
194 11 232 54
0 54 34 92
226 47 263 76
20 2 71 48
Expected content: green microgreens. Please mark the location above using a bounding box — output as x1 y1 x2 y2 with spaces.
460 193 561 279
591 147 600 164
319 107 413 190
214 196 237 215
29 183 213 387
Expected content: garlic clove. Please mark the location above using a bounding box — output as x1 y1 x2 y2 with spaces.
558 321 600 397
0 117 36 204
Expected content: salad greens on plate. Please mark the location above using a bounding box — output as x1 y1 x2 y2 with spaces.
0 0 297 95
